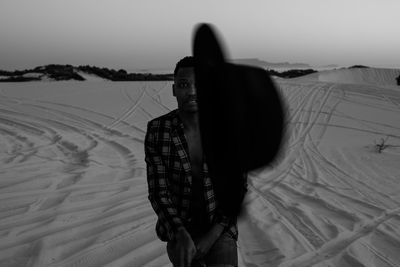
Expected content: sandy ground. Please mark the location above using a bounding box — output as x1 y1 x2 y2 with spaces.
0 68 400 267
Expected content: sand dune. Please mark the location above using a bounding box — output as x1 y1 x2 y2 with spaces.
1 69 400 266
316 68 400 87
76 72 108 82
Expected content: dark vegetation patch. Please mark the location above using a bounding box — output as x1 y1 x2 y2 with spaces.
0 64 174 82
348 65 370 69
1 64 315 81
77 65 173 81
266 69 317 78
0 76 41 82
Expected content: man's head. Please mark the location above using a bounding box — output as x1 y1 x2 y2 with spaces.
173 56 198 113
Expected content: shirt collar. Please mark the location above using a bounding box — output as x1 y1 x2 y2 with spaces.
171 109 184 130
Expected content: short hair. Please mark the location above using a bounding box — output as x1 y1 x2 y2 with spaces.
174 56 196 77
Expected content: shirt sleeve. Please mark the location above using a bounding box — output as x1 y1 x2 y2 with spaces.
145 122 184 240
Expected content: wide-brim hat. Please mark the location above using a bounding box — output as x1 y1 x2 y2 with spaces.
193 23 286 216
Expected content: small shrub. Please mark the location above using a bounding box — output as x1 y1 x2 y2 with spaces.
374 136 389 153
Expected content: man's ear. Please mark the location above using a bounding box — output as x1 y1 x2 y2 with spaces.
172 83 176 96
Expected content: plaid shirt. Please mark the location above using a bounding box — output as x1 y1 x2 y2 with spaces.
145 109 239 242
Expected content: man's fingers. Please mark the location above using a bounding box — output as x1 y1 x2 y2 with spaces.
193 249 199 259
193 247 203 260
179 251 185 267
180 250 192 267
186 247 197 266
184 253 191 267
193 247 199 262
176 240 196 266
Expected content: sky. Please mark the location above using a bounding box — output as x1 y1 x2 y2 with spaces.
0 0 399 71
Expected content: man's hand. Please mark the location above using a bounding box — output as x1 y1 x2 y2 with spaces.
194 223 224 259
175 227 197 266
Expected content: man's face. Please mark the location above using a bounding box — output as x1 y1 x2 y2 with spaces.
173 67 198 113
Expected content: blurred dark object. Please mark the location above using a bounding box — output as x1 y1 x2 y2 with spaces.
193 23 285 217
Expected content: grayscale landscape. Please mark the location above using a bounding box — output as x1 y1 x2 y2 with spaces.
1 67 400 266
1 0 400 266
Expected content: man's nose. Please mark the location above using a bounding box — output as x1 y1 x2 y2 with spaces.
188 84 197 95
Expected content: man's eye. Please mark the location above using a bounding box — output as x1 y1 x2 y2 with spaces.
178 82 190 89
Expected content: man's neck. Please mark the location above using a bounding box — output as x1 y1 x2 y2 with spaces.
178 110 199 131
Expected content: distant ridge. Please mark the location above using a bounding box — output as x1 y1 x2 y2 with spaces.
6 62 393 83
0 63 319 82
232 58 312 69
320 64 339 69
0 64 174 82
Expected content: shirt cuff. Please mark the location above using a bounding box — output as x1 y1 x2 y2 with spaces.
214 213 231 228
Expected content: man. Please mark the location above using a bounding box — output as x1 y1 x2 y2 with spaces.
145 56 245 266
